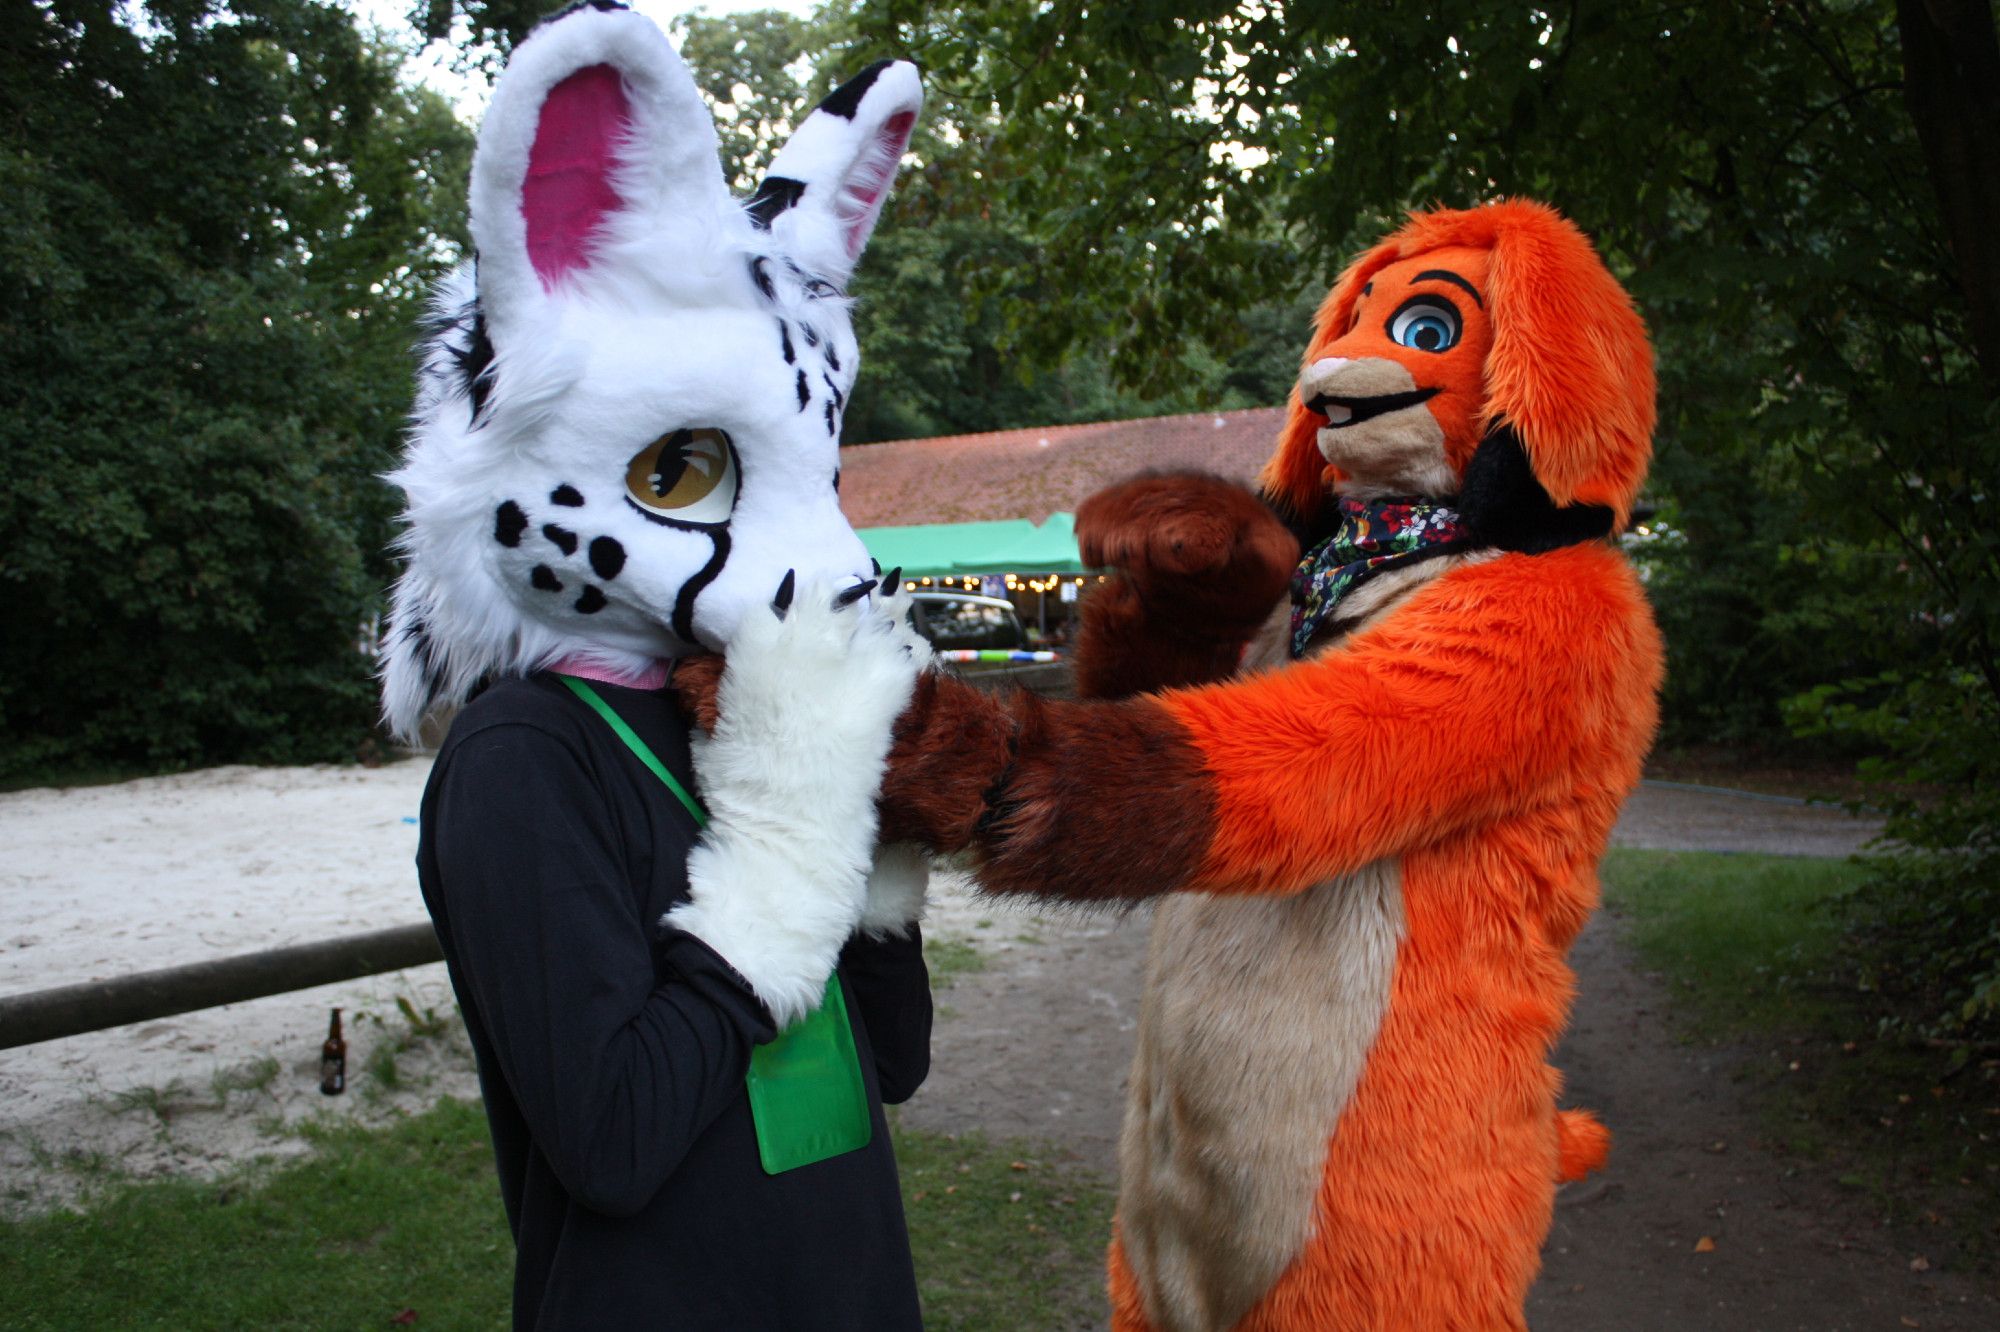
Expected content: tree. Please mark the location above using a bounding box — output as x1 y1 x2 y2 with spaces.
841 0 2000 1036
0 0 471 775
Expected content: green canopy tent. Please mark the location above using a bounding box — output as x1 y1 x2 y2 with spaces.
856 513 1087 580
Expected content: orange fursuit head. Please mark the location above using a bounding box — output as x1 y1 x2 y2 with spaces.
685 200 1665 1331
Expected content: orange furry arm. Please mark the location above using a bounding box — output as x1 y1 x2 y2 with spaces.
1160 545 1662 894
852 547 1659 905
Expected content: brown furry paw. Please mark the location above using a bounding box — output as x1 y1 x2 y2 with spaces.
1076 471 1299 618
671 653 725 733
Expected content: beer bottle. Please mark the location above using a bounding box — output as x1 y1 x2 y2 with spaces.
320 1007 347 1095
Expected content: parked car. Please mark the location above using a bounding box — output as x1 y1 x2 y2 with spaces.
905 591 1027 652
903 591 1070 695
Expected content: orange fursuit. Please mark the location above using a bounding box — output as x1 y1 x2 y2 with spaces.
802 200 1664 1331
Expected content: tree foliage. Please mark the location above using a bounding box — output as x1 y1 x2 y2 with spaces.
829 0 2000 1033
0 0 471 775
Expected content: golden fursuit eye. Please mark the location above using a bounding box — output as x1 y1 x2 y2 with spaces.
625 428 738 526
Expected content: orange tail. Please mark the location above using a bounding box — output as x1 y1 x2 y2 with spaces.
1556 1108 1611 1182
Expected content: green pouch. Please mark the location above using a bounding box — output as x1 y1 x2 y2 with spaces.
746 974 873 1174
559 673 872 1176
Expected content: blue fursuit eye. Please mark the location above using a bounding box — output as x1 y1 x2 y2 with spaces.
1388 299 1462 353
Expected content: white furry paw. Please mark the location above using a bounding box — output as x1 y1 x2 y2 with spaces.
665 576 926 1026
858 841 931 939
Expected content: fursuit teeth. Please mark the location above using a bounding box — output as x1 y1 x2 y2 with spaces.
663 578 931 1026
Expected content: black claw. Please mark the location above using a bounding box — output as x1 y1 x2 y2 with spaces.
883 566 903 593
833 578 878 609
773 569 796 618
871 557 881 576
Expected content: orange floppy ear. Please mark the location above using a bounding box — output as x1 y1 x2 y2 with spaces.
1257 240 1407 528
1475 200 1654 524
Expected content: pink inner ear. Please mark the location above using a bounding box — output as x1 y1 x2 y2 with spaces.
524 64 631 289
844 111 916 256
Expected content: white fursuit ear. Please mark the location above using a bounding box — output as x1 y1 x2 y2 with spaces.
467 1 732 342
745 60 922 286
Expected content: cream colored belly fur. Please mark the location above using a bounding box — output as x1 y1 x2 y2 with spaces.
1119 865 1404 1332
1115 551 1490 1332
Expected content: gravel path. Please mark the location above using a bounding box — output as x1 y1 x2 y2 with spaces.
903 783 1998 1329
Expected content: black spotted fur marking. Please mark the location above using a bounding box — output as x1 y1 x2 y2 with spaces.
832 469 841 494
550 484 584 507
495 501 528 547
442 299 497 425
588 535 626 580
746 176 807 229
778 320 796 364
531 565 563 592
542 523 578 556
749 256 777 301
801 322 820 348
824 399 838 436
822 372 845 409
796 370 811 410
825 341 840 372
575 585 608 614
399 614 445 694
816 60 891 120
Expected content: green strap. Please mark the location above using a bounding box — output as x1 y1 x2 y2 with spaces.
556 674 708 828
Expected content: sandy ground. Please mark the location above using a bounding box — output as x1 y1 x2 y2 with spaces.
0 759 1003 1217
6 760 1995 1328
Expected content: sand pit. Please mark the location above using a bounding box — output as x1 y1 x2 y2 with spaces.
0 758 1019 1217
0 759 473 1215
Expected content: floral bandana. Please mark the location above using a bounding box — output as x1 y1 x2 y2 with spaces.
1289 497 1472 657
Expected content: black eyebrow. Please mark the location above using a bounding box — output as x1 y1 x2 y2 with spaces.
1412 269 1484 308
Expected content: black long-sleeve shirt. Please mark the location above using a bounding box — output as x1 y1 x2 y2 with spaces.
416 673 931 1331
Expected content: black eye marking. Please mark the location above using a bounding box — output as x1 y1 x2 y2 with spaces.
816 60 890 120
495 501 527 547
778 320 795 364
796 370 811 410
550 484 584 507
531 565 563 592
588 535 626 581
822 372 845 410
749 256 776 302
542 523 578 556
574 585 608 614
802 278 840 299
746 175 807 230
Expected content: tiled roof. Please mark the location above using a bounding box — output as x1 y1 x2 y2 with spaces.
837 406 1287 528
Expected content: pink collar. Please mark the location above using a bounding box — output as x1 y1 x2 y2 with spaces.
547 653 671 692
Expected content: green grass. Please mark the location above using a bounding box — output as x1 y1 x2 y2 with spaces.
0 1098 512 1331
1600 848 1865 1036
896 1123 1114 1330
0 1100 1114 1331
1602 848 1999 1265
924 934 988 989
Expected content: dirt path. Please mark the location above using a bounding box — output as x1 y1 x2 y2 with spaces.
902 784 2000 1329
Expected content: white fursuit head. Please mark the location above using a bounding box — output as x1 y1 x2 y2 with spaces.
381 1 933 1023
